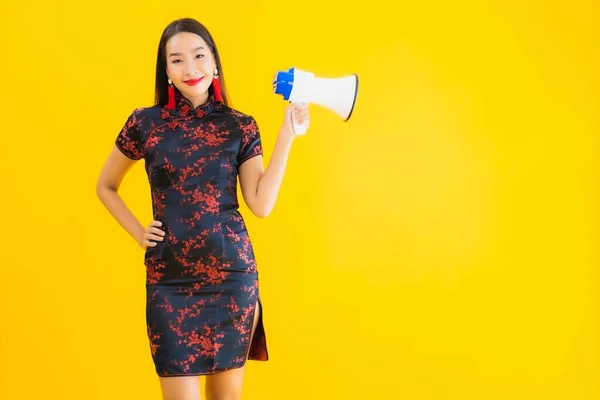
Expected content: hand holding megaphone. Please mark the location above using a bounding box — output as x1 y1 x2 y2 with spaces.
289 102 310 135
273 67 358 135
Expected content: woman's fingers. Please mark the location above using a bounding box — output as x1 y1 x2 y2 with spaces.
292 105 309 124
147 233 164 241
147 221 165 236
284 103 309 135
149 226 166 236
294 114 309 125
144 220 166 248
144 234 163 248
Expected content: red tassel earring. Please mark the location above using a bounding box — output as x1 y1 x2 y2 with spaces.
212 68 223 102
166 79 176 110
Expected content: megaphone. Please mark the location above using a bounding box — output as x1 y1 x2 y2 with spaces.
272 67 359 134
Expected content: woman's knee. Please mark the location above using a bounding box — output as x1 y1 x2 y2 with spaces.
205 389 242 400
205 378 243 400
205 367 245 400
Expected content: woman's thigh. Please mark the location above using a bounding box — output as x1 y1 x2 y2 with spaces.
204 299 261 400
158 376 201 400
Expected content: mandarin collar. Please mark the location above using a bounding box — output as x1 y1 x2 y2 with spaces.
161 92 220 120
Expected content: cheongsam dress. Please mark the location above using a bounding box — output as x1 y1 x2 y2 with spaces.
114 92 269 376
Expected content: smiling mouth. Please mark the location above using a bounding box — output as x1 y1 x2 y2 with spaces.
183 77 204 86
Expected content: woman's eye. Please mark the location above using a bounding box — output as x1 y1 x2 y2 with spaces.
170 55 201 64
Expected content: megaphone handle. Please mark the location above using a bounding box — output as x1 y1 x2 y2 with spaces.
290 101 308 135
293 120 307 135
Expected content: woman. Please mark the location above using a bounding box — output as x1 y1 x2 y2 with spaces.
96 17 308 400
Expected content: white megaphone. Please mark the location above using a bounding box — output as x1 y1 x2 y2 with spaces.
272 67 359 134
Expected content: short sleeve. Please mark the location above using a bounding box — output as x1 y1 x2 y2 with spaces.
237 116 263 165
115 108 144 160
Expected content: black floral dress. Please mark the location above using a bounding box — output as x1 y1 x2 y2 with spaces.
115 92 269 376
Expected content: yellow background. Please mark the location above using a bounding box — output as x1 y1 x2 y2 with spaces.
0 0 598 399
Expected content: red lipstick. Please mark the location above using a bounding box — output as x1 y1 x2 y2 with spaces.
183 77 204 86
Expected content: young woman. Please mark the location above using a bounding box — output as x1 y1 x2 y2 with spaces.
96 18 308 400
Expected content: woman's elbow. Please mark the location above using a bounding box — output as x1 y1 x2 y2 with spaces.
96 181 117 200
252 206 272 218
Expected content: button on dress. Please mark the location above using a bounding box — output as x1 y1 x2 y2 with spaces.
114 92 269 376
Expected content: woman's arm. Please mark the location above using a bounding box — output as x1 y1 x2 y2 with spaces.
96 146 147 248
238 103 309 218
238 131 294 218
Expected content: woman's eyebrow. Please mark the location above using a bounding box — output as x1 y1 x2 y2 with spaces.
168 46 205 57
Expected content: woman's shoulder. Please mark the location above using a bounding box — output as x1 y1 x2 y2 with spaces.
218 103 257 125
134 104 166 119
120 104 164 122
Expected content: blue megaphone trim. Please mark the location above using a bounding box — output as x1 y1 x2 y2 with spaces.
272 67 296 101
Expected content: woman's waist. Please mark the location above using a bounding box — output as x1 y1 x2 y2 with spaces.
153 202 241 218
153 208 246 235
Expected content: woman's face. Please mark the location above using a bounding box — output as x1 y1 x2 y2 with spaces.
165 32 216 101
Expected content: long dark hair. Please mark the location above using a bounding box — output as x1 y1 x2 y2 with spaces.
154 18 230 107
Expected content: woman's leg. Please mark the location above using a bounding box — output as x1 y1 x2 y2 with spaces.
158 376 201 400
204 299 261 400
